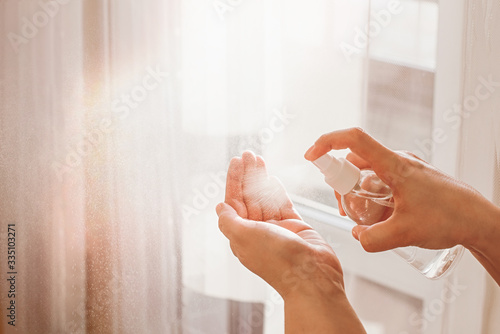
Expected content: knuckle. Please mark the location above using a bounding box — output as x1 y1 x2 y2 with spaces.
395 154 410 168
316 133 330 146
398 150 422 162
398 156 421 176
384 155 416 185
350 127 366 139
401 150 415 157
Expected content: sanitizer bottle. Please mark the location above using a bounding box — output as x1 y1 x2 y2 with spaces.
312 153 463 279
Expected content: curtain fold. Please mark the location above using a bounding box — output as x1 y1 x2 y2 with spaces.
0 1 181 333
458 0 500 332
0 2 87 333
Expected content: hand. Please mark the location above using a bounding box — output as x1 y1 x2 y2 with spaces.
304 128 500 256
217 151 366 333
217 151 343 298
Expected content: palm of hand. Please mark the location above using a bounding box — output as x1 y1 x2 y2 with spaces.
221 152 343 293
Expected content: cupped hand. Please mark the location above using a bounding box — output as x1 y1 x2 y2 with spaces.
217 151 344 298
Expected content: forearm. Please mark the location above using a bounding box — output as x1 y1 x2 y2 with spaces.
465 200 500 285
283 279 366 334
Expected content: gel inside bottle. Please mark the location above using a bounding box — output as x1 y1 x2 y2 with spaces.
312 153 463 279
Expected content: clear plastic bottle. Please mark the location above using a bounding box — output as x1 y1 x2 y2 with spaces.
312 153 463 279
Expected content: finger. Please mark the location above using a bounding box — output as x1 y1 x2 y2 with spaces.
268 176 302 220
334 191 346 216
271 218 313 235
255 157 282 221
256 155 268 174
242 151 264 220
261 179 282 221
253 158 301 221
216 202 252 242
346 152 371 169
217 202 296 247
352 215 410 252
225 157 248 218
304 128 397 176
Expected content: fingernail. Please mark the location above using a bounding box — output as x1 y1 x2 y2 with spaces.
352 227 359 240
216 203 224 216
304 145 315 159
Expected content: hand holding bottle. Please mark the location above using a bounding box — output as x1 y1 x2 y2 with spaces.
310 147 462 278
305 128 500 284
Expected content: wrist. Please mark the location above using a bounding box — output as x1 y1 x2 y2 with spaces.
281 262 346 303
464 199 500 253
282 269 366 334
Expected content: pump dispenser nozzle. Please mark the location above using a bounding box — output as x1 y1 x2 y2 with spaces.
312 153 361 196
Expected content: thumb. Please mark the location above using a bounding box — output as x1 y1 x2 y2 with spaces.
216 202 256 243
216 202 239 234
216 202 232 217
352 218 407 252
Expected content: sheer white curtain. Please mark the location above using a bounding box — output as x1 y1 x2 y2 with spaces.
1 0 500 333
0 1 180 333
458 0 500 332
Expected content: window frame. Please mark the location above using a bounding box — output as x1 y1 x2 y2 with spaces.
293 0 490 331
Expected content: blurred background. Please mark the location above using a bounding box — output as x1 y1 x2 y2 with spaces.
0 0 499 333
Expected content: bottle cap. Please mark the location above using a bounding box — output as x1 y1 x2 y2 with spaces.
312 153 361 195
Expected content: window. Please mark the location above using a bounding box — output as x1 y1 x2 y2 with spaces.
181 0 495 333
1 0 498 333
